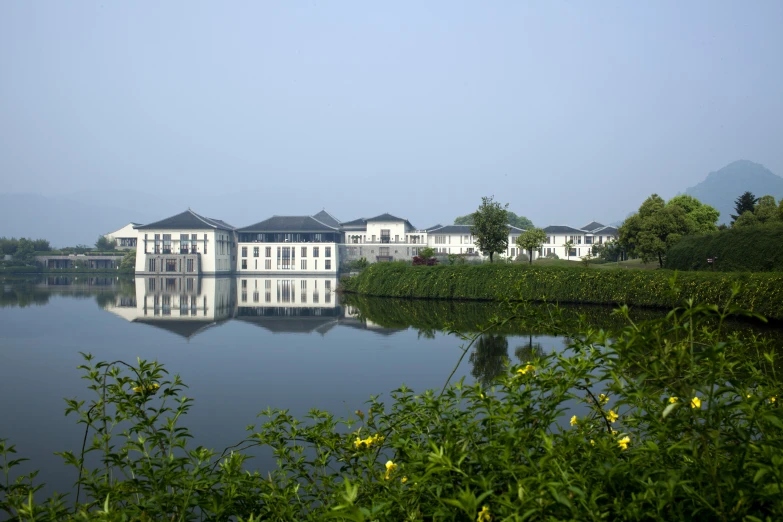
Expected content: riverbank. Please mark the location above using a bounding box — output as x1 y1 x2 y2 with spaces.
340 263 783 320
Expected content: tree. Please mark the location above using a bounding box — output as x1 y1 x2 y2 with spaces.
95 235 115 251
733 210 760 228
619 194 692 268
119 250 136 272
562 239 574 261
470 196 509 263
665 194 720 234
731 192 758 224
754 195 780 224
12 238 35 264
515 228 546 265
456 211 533 230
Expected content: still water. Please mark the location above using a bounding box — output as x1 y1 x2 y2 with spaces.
0 275 566 501
2 275 779 503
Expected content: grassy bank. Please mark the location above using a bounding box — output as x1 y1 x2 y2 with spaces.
341 263 783 320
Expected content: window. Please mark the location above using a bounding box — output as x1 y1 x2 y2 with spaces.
435 236 446 244
253 291 259 303
301 247 307 257
242 247 247 257
313 247 319 257
380 229 390 243
301 259 307 270
325 247 331 258
186 259 194 272
154 234 161 254
265 259 271 270
241 279 247 289
265 247 271 257
191 234 198 253
180 234 189 253
301 279 307 303
325 260 331 270
204 234 208 254
255 260 257 270
165 259 177 272
314 259 318 270
253 247 259 257
395 235 399 242
585 236 593 245
379 247 389 256
148 277 156 291
148 258 156 272
241 259 247 269
163 234 172 253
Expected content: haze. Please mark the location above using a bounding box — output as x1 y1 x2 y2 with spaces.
1 1 782 245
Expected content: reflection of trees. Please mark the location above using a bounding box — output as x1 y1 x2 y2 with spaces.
515 334 545 364
470 334 509 387
417 328 436 339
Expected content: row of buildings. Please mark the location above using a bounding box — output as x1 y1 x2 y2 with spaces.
105 209 618 275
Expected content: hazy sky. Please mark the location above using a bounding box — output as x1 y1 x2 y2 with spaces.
2 1 782 230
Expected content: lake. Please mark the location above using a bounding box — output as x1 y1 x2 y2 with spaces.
1 274 779 503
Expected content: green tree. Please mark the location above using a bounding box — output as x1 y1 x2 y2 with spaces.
456 211 533 230
754 195 780 224
515 228 546 265
31 239 51 252
119 250 136 272
470 196 509 263
418 247 436 260
733 210 760 228
731 191 758 224
95 235 115 251
619 194 699 268
665 194 720 234
12 238 35 264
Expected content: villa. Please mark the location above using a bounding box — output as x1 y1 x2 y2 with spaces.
130 209 619 275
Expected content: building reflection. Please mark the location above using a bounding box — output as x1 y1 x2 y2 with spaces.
102 276 406 339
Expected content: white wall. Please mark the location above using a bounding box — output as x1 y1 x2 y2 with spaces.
236 276 338 307
235 242 339 273
135 229 234 274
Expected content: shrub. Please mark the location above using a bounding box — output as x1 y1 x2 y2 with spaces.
545 252 559 259
665 222 783 272
340 263 783 320
2 297 782 520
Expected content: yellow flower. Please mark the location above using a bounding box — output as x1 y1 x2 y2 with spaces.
477 505 491 522
401 476 408 484
517 364 535 376
590 439 595 446
607 410 619 423
691 397 701 409
384 460 398 480
770 396 777 404
617 436 630 451
598 393 609 405
570 415 578 426
668 397 678 404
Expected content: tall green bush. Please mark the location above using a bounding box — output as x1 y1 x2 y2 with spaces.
665 222 783 272
341 263 783 320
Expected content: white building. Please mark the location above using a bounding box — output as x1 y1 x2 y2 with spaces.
104 222 140 250
542 222 619 260
134 209 236 275
235 210 341 274
425 224 529 259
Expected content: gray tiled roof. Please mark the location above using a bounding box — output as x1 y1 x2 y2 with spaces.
593 226 619 235
238 215 340 233
581 221 605 232
543 225 587 234
313 210 341 228
340 217 367 228
366 213 416 229
427 225 473 234
135 210 235 231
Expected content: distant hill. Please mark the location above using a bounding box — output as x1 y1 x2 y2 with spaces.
685 160 783 225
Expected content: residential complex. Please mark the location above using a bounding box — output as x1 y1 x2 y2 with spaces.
124 208 618 275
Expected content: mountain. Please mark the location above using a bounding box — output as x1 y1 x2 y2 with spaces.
685 160 783 225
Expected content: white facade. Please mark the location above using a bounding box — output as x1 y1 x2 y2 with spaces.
236 275 338 308
105 223 139 250
236 242 339 274
541 224 619 261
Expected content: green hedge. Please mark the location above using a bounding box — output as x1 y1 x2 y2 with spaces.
665 223 783 272
341 263 783 320
0 266 41 273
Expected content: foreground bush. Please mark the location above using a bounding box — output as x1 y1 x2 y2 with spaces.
341 263 783 320
2 294 783 520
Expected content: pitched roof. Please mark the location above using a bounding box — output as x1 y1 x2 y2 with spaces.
427 225 473 234
593 226 619 235
543 225 586 234
238 215 340 233
312 210 341 228
135 210 235 231
366 213 416 229
340 217 367 228
581 221 605 232
133 319 228 339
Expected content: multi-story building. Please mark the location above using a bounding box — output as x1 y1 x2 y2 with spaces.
542 222 619 260
134 210 236 275
104 223 140 250
235 210 341 274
